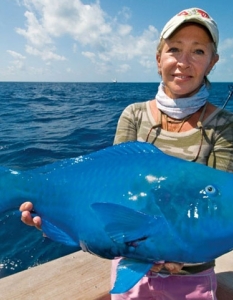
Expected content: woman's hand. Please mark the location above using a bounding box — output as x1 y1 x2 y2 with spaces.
151 262 184 274
19 202 42 231
164 262 184 273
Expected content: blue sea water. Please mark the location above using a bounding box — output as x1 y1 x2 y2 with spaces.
0 82 232 278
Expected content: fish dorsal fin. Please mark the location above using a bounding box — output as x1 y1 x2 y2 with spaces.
88 141 162 160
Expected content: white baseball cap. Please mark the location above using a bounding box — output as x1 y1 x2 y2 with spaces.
160 8 219 47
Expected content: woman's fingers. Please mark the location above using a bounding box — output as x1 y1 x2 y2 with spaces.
20 202 42 230
164 262 184 273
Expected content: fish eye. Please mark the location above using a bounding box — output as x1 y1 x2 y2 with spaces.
205 185 217 195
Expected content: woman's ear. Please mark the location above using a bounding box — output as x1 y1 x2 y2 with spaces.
206 54 219 75
156 53 161 75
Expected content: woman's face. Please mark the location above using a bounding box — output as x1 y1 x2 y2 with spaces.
156 23 219 99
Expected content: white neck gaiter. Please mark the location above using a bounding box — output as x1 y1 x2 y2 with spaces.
156 82 209 119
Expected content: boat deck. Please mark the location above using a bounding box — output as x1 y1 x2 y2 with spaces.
0 251 232 299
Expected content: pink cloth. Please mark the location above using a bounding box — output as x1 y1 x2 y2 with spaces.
111 259 217 300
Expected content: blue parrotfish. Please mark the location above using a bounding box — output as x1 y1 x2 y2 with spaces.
0 141 232 293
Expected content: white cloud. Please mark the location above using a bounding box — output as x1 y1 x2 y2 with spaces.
139 56 155 69
117 64 131 73
94 61 112 74
16 11 53 47
217 38 233 69
25 45 66 61
105 25 158 61
7 50 26 73
15 0 159 77
19 0 111 45
7 50 26 60
117 6 132 22
73 43 78 54
219 38 233 51
82 51 96 61
117 24 132 36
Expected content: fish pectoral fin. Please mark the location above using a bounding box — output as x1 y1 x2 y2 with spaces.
41 219 79 247
111 258 153 294
92 202 165 244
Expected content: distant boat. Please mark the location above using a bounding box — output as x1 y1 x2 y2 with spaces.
112 79 117 83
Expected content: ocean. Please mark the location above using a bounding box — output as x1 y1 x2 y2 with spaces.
0 82 232 278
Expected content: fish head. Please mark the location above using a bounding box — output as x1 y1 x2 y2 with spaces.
151 160 231 215
147 159 233 246
90 153 233 263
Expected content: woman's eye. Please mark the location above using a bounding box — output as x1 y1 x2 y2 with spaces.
194 49 205 55
168 47 179 53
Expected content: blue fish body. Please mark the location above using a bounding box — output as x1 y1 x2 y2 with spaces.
0 141 233 293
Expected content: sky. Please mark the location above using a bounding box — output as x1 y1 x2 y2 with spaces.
0 0 233 82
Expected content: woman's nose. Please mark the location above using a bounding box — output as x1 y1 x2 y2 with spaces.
177 52 191 69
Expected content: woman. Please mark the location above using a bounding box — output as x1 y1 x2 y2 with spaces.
20 7 233 300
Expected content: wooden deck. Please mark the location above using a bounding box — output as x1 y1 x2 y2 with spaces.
0 251 232 299
0 251 111 300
